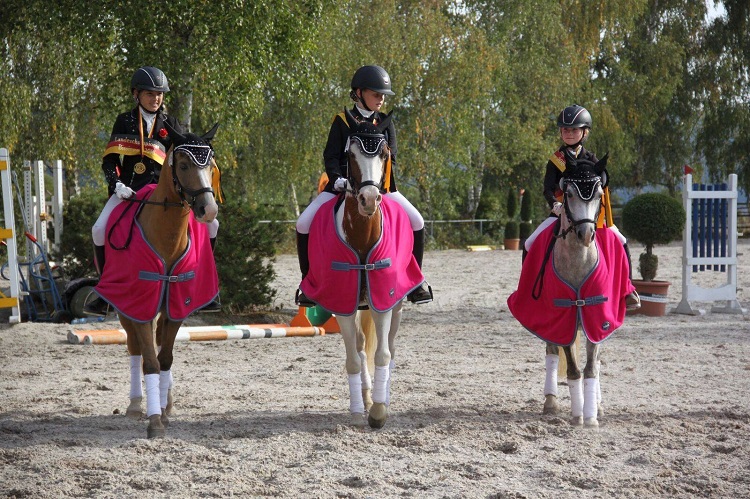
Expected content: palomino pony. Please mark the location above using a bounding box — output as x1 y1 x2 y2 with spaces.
94 123 220 438
508 158 633 427
300 109 423 428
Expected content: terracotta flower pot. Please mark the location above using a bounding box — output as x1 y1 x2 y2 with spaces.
629 280 671 316
504 238 520 250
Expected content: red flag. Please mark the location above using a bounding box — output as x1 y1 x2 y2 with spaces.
683 164 694 175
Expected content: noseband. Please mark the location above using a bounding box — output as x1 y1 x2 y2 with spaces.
171 143 216 207
346 132 388 194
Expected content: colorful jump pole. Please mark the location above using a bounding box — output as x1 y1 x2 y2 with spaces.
68 324 325 345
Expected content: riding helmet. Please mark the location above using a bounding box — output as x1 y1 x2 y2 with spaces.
557 104 592 129
351 65 395 96
131 66 170 93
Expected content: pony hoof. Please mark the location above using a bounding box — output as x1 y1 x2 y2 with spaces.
147 414 165 439
161 413 170 428
543 395 559 415
584 417 599 428
368 403 388 429
126 397 143 419
570 416 583 426
597 404 604 418
350 412 367 427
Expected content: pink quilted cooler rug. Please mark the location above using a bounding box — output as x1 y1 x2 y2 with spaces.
507 224 634 346
300 195 423 316
94 184 219 323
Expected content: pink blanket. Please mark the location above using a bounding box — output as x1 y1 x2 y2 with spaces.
507 224 634 345
300 195 423 316
94 185 219 323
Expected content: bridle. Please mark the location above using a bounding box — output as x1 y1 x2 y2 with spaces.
556 175 603 240
346 131 388 195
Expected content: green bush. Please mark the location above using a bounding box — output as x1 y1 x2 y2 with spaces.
520 189 535 222
506 186 518 219
621 192 685 280
214 199 285 311
504 220 519 239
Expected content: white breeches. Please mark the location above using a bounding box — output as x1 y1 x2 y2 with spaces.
92 195 219 246
296 190 424 234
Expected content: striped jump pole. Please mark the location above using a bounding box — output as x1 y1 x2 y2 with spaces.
68 324 326 345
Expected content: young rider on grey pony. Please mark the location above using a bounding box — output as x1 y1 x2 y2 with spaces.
294 65 433 307
524 104 640 311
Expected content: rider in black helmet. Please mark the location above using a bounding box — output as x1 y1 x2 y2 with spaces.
525 104 640 311
86 66 220 315
294 64 433 307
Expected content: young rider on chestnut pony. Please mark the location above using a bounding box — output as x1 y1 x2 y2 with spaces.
523 104 640 311
294 65 433 307
86 66 221 315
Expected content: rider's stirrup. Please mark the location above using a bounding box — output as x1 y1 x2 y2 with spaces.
626 290 641 311
295 288 315 308
408 282 433 304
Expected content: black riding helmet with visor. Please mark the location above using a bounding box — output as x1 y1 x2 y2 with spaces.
131 66 170 111
557 104 592 147
350 65 395 111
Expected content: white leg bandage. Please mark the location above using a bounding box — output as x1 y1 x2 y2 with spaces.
386 360 395 406
159 371 171 409
144 373 161 417
544 354 559 396
372 365 390 404
583 378 598 420
568 378 583 418
129 355 142 399
348 373 364 414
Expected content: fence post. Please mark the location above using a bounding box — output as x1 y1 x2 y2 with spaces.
0 148 22 323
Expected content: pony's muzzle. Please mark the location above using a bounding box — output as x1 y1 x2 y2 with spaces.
576 224 595 246
357 187 381 217
194 197 219 223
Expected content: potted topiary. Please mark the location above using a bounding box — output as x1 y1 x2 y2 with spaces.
621 192 685 316
504 186 520 250
519 188 535 248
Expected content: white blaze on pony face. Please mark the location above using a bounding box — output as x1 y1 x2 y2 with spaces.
172 150 219 223
348 140 386 217
562 180 603 247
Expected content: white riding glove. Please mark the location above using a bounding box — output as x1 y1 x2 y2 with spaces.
552 202 563 216
334 177 349 192
115 181 136 200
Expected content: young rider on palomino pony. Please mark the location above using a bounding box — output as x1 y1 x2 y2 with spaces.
294 65 433 307
523 104 640 311
85 66 221 315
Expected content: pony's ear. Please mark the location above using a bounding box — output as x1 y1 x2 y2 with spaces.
165 121 186 145
377 110 394 133
201 123 220 143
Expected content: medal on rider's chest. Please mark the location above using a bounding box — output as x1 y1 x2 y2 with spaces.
134 162 146 174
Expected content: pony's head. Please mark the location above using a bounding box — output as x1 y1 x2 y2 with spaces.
344 108 393 217
559 154 608 246
165 122 220 223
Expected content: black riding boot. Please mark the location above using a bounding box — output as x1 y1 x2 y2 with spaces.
407 228 433 304
294 231 315 307
623 243 641 310
83 245 110 316
201 237 222 312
